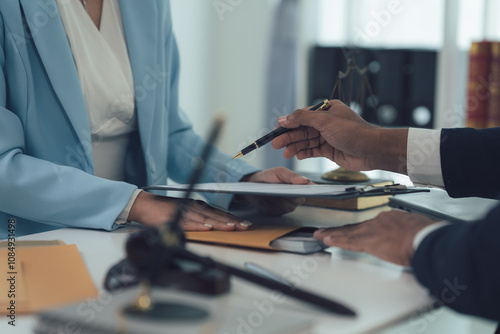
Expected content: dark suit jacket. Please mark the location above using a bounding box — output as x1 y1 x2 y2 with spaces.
411 127 500 321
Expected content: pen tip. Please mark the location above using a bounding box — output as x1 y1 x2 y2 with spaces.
233 152 243 159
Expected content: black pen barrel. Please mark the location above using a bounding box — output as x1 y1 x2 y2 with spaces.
255 127 290 147
255 100 326 147
259 100 327 144
234 99 330 158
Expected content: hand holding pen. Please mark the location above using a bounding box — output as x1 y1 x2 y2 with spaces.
272 99 386 172
233 99 331 159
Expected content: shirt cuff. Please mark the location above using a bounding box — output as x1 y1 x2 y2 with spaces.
115 189 143 225
413 221 450 250
407 128 445 187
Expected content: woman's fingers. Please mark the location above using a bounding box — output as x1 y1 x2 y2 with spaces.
181 200 252 231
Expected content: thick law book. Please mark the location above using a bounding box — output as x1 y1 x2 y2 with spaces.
303 191 392 211
465 40 492 129
299 172 394 211
487 41 500 128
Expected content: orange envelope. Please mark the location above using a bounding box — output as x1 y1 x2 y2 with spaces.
185 225 305 250
0 244 98 314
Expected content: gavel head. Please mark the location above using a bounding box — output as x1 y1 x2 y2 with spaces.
125 228 167 270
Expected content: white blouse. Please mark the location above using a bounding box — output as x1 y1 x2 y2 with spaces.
57 0 137 181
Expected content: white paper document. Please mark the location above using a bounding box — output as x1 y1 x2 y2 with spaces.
145 182 356 198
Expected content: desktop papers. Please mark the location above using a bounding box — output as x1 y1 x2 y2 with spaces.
146 182 357 198
145 182 429 199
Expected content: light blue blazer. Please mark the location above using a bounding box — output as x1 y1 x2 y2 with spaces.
0 0 258 239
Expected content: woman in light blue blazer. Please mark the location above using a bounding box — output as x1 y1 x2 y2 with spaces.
0 0 308 239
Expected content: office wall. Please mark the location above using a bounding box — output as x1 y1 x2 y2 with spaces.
170 1 212 140
171 0 277 170
171 0 498 175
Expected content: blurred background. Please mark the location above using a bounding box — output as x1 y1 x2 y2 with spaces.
169 1 499 332
171 0 500 172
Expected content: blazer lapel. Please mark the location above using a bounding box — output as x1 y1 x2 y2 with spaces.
19 0 92 167
118 0 159 150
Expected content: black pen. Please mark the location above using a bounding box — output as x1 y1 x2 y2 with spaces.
244 261 293 287
233 99 331 159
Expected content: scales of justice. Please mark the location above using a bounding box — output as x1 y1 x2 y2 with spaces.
320 53 379 183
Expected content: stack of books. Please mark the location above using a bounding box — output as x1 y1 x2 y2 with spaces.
465 40 500 129
299 171 393 211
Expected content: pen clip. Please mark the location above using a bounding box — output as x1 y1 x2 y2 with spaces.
318 99 331 110
309 99 331 111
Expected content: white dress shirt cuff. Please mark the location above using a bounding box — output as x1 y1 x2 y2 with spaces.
407 128 445 188
115 189 143 225
413 221 450 250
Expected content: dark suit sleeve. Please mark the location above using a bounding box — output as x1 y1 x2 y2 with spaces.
411 201 500 321
441 127 500 198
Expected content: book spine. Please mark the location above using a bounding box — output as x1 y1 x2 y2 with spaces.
465 41 491 129
487 42 500 128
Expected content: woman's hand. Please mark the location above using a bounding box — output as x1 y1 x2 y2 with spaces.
239 167 312 216
129 191 252 231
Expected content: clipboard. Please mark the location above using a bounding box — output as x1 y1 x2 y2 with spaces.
144 183 429 199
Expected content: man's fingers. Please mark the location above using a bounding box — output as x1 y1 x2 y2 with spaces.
282 137 321 159
277 99 344 130
314 211 434 266
277 109 308 129
314 223 360 237
314 223 368 249
295 147 326 160
324 234 366 253
278 108 335 131
272 126 320 149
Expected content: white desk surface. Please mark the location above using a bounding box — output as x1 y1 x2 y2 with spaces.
1 205 433 334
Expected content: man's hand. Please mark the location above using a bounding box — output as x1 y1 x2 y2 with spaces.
313 210 440 266
272 100 408 174
129 191 252 231
239 167 312 216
